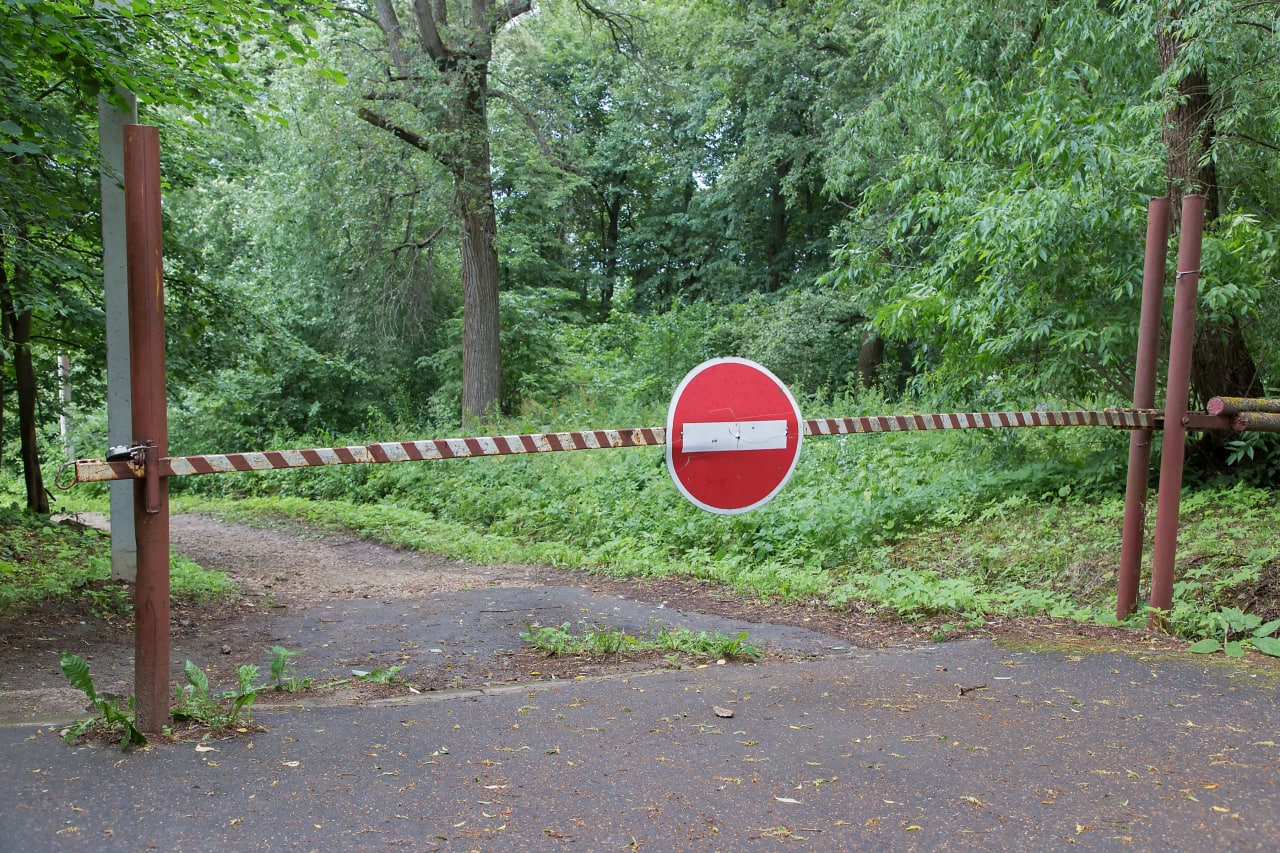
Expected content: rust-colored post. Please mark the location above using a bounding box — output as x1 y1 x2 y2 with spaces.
1147 194 1205 629
124 125 170 733
1116 197 1170 620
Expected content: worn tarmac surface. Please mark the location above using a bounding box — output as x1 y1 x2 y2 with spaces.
4 634 1279 850
2 514 1279 850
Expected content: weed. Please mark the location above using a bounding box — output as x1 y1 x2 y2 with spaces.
654 627 762 660
173 660 260 726
59 652 146 751
521 622 761 662
582 625 639 658
1185 608 1280 658
353 665 405 684
268 645 312 692
520 622 575 656
0 507 235 614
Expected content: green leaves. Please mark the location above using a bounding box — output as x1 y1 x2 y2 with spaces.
59 653 147 750
1186 609 1280 658
59 652 97 704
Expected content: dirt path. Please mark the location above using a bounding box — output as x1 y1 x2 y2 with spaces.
166 513 541 604
2 511 1199 725
0 512 855 722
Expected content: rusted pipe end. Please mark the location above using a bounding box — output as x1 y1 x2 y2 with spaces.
1207 397 1226 416
1234 412 1280 433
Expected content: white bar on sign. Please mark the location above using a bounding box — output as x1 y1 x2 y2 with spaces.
682 420 788 452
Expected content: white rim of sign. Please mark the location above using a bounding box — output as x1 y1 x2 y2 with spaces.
666 357 804 515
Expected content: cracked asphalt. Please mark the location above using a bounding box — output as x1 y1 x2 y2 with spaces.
3 636 1278 851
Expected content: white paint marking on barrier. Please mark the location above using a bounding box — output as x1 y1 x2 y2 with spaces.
410 441 440 460
682 420 788 453
204 456 233 473
279 449 308 467
380 444 411 463
475 437 500 455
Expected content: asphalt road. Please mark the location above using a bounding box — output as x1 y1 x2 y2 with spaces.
3 638 1278 852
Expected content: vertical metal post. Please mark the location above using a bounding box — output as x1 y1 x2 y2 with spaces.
1116 197 1170 619
99 86 138 581
1147 194 1205 629
124 125 170 734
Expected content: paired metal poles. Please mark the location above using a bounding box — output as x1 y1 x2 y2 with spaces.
1114 194 1209 629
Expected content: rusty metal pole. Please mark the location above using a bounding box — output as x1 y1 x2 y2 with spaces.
1147 194 1205 629
124 125 170 733
1116 197 1170 620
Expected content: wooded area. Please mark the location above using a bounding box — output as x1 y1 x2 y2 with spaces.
2 0 1279 513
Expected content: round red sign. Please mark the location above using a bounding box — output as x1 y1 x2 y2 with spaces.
666 358 803 514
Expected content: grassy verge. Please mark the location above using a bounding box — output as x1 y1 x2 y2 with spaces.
0 503 236 615
181 479 1279 643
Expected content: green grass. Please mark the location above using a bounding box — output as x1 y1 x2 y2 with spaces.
179 476 1280 643
519 621 762 661
0 503 236 615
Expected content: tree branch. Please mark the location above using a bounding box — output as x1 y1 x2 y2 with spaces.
1221 130 1280 153
356 106 457 169
493 0 534 32
489 88 588 178
334 4 380 25
574 0 640 51
370 0 410 69
392 223 447 255
412 0 449 60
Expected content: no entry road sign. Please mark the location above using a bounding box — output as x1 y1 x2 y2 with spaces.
666 358 803 514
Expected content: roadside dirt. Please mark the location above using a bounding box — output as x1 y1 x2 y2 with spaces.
0 511 1193 724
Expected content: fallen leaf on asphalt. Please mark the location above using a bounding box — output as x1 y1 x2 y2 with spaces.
282 761 300 767
713 706 734 718
775 797 801 804
195 744 216 753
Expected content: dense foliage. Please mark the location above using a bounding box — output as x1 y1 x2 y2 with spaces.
3 1 1279 632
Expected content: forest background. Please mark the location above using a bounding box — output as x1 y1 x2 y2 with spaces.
2 0 1279 644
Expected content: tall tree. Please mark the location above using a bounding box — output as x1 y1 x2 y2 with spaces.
352 0 531 423
824 0 1162 401
1155 0 1268 414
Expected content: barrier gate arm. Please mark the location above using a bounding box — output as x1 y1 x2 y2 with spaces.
61 409 1180 486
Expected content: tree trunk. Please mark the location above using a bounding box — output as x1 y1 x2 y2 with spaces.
357 0 525 425
601 190 623 316
856 330 884 391
1157 6 1261 439
455 50 503 424
0 257 49 514
458 173 503 422
764 160 790 293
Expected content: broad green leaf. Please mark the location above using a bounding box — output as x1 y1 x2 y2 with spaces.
1248 637 1280 658
1186 638 1222 654
183 659 210 695
1223 641 1246 658
1253 619 1280 639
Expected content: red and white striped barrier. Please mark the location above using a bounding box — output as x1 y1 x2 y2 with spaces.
805 408 1159 436
67 410 1162 484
